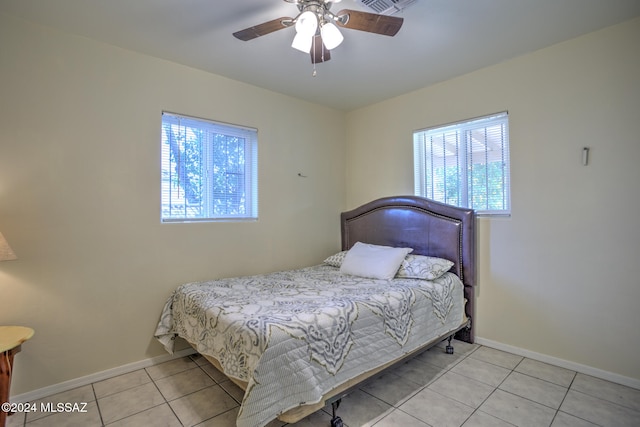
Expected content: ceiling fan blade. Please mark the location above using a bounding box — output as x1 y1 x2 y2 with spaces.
335 9 403 36
310 35 331 64
233 17 294 41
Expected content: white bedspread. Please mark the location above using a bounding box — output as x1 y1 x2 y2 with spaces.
154 264 465 427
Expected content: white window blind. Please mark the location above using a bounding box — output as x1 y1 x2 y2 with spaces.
161 112 258 222
413 112 511 215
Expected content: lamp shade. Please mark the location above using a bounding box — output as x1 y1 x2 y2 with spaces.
295 11 318 35
292 10 318 53
320 22 344 50
292 32 314 53
0 231 17 261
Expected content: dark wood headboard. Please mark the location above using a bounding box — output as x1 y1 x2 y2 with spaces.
340 195 476 342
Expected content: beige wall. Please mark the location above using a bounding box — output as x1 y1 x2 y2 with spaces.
345 17 640 381
0 14 346 394
2 10 639 398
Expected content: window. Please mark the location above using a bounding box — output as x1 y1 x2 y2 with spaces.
413 112 510 215
161 112 258 222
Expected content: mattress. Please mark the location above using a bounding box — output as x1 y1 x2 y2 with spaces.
155 264 465 427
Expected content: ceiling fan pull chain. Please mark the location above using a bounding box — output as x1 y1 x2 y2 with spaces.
312 35 317 76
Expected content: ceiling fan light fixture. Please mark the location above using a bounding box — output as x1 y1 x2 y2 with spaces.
320 22 343 50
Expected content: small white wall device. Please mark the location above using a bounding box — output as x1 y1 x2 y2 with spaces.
582 147 590 166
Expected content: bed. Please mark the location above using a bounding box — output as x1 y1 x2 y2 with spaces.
155 195 476 427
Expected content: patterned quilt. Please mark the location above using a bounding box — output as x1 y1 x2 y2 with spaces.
155 264 465 427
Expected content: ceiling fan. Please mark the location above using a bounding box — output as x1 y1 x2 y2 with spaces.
233 0 404 64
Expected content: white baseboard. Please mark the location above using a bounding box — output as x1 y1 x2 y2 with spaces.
476 336 640 390
11 348 197 403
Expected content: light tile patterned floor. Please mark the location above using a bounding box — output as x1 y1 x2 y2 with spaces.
6 340 640 427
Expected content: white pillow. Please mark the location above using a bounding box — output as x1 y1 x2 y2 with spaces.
340 242 413 279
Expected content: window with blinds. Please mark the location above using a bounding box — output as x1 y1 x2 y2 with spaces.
413 112 510 215
161 112 258 222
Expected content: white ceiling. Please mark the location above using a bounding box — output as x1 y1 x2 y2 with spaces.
2 0 639 111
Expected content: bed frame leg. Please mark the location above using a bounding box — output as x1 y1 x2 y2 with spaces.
330 399 344 427
446 335 454 354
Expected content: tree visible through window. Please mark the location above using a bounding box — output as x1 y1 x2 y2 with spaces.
413 112 510 215
161 112 258 222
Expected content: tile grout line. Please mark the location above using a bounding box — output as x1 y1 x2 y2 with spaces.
341 342 478 427
149 359 246 426
90 382 105 427
460 344 511 427
403 342 486 427
491 358 568 427
453 345 574 427
547 369 577 427
147 371 182 427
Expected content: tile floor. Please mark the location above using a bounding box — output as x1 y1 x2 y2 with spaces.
6 340 640 427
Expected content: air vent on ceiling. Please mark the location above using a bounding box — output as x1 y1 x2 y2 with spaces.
359 0 417 15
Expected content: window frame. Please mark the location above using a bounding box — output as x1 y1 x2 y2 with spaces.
413 111 511 216
160 112 258 223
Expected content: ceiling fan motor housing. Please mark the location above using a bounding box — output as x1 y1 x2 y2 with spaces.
293 1 344 27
